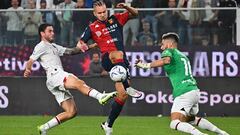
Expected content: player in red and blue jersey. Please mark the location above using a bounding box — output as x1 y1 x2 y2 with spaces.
77 1 141 134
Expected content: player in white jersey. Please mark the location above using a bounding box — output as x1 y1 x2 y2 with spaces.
24 23 117 135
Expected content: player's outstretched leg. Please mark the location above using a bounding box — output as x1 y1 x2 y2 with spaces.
64 75 117 105
170 119 208 135
191 117 229 135
98 91 118 105
37 116 60 135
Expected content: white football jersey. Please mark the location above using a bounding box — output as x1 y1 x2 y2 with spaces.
30 41 66 75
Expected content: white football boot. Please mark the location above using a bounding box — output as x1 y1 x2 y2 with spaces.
101 122 113 135
126 87 143 98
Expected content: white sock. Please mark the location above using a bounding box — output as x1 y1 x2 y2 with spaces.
193 117 224 134
88 89 102 100
170 120 204 135
42 117 60 131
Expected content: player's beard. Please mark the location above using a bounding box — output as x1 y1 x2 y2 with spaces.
48 37 54 43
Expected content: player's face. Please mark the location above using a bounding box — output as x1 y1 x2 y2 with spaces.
41 26 55 43
161 39 173 50
93 5 108 21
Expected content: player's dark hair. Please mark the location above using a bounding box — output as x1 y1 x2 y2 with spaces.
162 32 179 43
93 0 105 8
38 23 53 37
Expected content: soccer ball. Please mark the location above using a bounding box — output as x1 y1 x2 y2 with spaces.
109 65 127 82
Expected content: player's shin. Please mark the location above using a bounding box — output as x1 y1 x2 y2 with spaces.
87 87 103 100
106 98 125 127
170 119 206 135
191 117 229 135
39 117 60 132
87 85 117 105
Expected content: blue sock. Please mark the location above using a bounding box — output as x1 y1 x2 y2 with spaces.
107 98 124 127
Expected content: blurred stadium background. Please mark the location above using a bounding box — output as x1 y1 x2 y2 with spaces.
0 0 240 134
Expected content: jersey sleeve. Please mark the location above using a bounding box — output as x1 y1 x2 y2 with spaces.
80 26 92 43
161 49 173 58
30 44 46 61
114 12 129 26
53 44 66 56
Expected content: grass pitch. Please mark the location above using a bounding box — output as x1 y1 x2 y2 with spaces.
0 116 238 135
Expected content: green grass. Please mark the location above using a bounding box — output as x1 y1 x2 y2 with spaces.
0 116 239 135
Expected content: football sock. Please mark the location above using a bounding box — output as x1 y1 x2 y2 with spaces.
42 117 60 131
88 89 102 100
107 98 124 127
122 79 130 89
170 120 204 135
193 117 224 134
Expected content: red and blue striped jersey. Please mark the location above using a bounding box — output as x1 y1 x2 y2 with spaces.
80 12 129 55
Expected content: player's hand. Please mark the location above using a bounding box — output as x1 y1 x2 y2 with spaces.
135 59 151 69
116 3 127 8
77 40 89 52
88 43 98 49
24 69 31 77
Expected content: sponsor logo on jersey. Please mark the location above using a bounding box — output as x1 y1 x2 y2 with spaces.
95 24 99 28
95 31 102 37
108 19 113 24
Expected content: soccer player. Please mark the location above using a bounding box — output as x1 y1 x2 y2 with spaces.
135 32 229 135
24 23 117 135
77 1 142 134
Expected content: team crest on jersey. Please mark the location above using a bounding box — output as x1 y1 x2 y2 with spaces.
108 19 114 24
95 31 102 37
95 24 99 28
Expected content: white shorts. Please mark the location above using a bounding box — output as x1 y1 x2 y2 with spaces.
171 90 200 116
46 68 73 105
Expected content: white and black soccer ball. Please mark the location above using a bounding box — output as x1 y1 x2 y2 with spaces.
109 65 127 82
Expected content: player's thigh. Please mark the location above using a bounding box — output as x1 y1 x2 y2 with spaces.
109 51 124 63
171 90 199 118
64 74 84 90
171 112 188 122
61 98 77 113
50 87 73 105
102 53 114 72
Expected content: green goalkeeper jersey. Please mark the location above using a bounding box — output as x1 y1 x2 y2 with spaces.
161 48 198 98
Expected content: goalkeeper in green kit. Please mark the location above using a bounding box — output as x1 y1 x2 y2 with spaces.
135 32 229 135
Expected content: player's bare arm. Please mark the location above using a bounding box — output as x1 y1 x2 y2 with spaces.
135 57 171 69
116 3 138 18
64 47 81 55
76 41 98 52
24 59 34 77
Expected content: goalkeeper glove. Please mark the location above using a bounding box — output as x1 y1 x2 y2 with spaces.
135 60 151 69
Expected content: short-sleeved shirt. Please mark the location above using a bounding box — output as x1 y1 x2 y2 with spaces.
80 12 129 55
162 48 198 98
30 41 66 76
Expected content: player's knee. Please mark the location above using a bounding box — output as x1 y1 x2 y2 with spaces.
190 117 201 126
66 109 77 119
170 119 181 130
110 51 123 59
